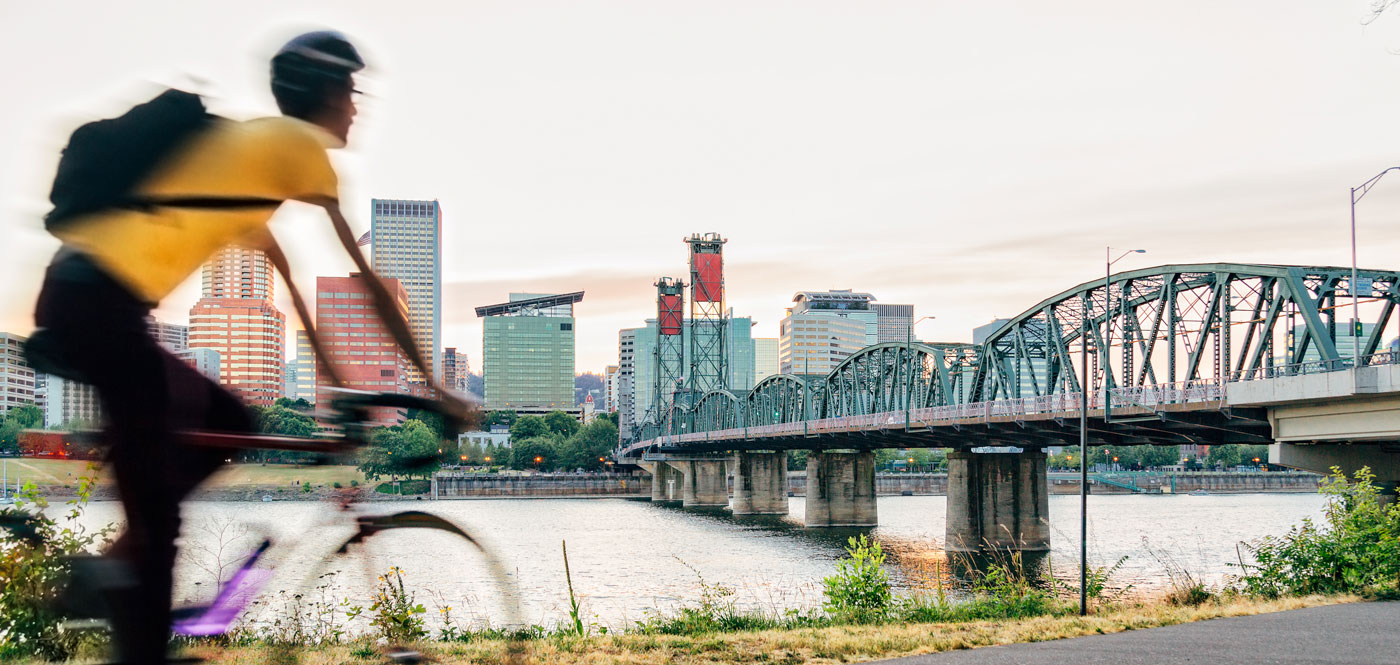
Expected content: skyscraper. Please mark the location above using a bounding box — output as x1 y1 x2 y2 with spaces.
617 328 638 440
315 274 413 427
443 347 469 394
147 318 189 352
288 330 317 403
188 246 285 407
753 338 779 382
874 303 915 343
604 364 620 413
370 199 442 385
779 291 876 375
477 292 583 415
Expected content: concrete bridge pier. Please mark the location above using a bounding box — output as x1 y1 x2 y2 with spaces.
805 451 877 527
732 451 789 515
644 461 683 503
1272 443 1400 507
945 449 1049 552
669 460 729 508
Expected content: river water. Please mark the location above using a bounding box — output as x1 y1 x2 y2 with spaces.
58 493 1325 630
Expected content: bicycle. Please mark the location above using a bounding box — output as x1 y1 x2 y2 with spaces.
3 388 526 664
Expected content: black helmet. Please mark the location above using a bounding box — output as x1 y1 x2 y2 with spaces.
270 30 365 117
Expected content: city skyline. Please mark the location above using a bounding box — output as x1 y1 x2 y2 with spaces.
7 2 1400 374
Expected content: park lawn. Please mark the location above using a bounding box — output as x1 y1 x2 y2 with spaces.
176 594 1356 665
2 458 364 489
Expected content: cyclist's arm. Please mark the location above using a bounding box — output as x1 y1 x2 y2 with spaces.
309 198 434 383
248 228 345 387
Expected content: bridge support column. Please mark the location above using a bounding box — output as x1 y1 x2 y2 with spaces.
732 452 788 515
805 451 877 527
670 460 729 507
646 462 682 502
945 449 1049 552
1272 443 1400 507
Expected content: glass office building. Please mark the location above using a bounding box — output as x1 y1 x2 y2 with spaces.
370 198 442 384
478 293 583 414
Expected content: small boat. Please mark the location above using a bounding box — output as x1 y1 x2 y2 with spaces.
261 495 273 502
1189 489 1209 496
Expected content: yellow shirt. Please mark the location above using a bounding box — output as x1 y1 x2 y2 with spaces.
53 116 339 304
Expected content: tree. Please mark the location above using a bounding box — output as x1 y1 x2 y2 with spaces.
559 419 618 471
0 404 43 454
599 411 619 426
509 415 549 440
481 410 516 431
358 419 441 481
1207 444 1244 470
1138 445 1181 469
787 449 809 471
510 436 560 470
543 410 580 438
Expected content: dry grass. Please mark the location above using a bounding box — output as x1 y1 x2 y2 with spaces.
165 594 1355 665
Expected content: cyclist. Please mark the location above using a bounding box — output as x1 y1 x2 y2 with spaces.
29 31 456 664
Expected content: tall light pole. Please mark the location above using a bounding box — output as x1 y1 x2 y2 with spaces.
1081 247 1145 617
1349 168 1400 368
905 315 936 432
1103 248 1146 423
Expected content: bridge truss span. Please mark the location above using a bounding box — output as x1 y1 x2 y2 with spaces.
618 263 1398 459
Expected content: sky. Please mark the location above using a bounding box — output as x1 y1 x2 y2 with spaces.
6 1 1400 374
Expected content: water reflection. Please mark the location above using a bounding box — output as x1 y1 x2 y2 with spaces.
53 493 1325 628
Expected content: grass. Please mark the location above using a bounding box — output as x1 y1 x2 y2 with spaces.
3 458 366 489
151 594 1355 665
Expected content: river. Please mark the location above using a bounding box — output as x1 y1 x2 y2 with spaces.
55 493 1325 630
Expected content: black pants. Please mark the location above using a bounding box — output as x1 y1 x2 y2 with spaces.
34 252 253 665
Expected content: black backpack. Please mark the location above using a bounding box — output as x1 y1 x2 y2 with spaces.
44 88 278 233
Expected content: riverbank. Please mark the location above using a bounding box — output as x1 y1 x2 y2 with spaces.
6 458 1320 501
167 595 1354 665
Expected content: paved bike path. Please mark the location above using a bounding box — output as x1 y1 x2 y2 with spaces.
874 601 1400 664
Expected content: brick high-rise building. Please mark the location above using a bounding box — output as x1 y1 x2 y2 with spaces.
442 347 469 394
315 274 412 427
188 246 285 407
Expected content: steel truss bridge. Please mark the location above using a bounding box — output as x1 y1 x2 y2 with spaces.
619 263 1400 457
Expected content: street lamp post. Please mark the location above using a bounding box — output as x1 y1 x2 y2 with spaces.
1081 247 1145 617
1349 167 1400 368
905 315 936 432
1104 248 1146 423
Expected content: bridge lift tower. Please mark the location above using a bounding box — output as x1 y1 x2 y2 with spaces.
654 277 687 429
687 233 728 396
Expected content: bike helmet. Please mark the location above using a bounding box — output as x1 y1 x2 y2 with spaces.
270 30 365 117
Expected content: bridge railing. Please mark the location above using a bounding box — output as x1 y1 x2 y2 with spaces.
1232 351 1399 382
620 351 1398 453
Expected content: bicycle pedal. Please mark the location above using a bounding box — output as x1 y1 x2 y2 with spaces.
57 618 110 632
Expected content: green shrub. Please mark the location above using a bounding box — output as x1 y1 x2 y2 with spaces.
1235 466 1400 598
352 567 426 644
301 481 312 493
0 473 113 660
822 535 892 620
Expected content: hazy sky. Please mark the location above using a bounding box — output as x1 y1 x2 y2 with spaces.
6 1 1400 373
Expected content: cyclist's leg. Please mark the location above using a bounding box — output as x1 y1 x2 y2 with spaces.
34 256 231 664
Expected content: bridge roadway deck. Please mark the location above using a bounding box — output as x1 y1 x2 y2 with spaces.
624 389 1272 456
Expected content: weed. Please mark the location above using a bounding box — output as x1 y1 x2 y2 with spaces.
822 535 892 621
1233 466 1400 598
